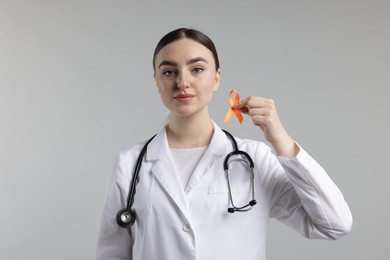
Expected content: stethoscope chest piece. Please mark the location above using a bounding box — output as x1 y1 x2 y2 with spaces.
116 208 136 228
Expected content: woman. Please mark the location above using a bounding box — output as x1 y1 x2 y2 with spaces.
96 28 352 260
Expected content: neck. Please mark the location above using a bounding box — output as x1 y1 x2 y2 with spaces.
167 111 214 148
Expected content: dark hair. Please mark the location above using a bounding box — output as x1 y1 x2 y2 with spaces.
153 28 220 71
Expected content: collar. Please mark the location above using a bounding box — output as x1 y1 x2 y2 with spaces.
145 120 229 161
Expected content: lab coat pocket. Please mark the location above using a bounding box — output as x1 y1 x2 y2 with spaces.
208 183 252 209
208 184 251 194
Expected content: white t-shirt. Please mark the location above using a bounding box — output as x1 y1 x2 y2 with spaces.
170 146 208 191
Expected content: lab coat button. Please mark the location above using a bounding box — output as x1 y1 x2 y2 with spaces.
182 224 191 232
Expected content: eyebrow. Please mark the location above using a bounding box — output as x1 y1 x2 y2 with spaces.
158 57 208 68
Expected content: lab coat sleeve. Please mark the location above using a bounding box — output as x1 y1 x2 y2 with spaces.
96 152 132 260
267 145 353 240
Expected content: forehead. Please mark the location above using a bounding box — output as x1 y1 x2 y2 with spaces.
154 38 215 65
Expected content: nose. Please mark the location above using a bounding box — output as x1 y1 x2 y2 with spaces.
176 71 189 89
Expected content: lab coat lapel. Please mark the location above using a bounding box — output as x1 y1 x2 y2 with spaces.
146 128 191 220
185 123 229 194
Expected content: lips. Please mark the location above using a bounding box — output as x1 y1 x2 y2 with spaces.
174 93 194 101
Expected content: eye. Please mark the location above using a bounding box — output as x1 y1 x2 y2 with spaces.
193 67 204 74
162 69 177 76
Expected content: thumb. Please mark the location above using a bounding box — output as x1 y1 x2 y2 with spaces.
233 97 247 109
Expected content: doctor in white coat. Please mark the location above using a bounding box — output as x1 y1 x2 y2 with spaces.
96 28 352 260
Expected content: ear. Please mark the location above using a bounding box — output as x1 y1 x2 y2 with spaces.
213 69 221 91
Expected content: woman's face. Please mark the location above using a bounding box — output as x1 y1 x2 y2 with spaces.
154 38 220 118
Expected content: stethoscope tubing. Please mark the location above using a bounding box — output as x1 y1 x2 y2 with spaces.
126 134 157 210
117 130 256 228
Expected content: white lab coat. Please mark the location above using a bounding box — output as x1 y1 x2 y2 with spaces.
96 122 352 260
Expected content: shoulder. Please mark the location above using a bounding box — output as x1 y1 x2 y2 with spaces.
234 136 272 154
116 139 150 169
213 122 270 152
232 136 281 173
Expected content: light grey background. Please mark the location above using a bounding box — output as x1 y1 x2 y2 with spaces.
1 0 389 259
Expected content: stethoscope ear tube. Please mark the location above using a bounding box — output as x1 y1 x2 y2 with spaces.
223 150 254 171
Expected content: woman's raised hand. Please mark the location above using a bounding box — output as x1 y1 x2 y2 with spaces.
234 96 299 158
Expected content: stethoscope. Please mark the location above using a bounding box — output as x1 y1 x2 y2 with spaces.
116 130 257 228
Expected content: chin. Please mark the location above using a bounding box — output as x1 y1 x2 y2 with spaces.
173 107 208 119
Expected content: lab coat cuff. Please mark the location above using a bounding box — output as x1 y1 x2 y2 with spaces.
276 142 305 163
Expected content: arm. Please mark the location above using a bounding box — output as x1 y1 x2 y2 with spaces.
270 147 353 239
96 153 132 260
236 95 352 239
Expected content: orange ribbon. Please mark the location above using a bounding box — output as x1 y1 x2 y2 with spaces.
224 89 243 124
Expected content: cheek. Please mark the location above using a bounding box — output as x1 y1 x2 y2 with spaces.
156 83 172 105
197 81 216 104
156 81 170 94
200 77 218 93
157 87 168 100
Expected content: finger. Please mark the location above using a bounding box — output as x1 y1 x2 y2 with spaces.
233 96 250 109
252 114 273 125
235 99 271 116
248 107 272 117
237 106 249 115
233 96 258 109
248 98 274 109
